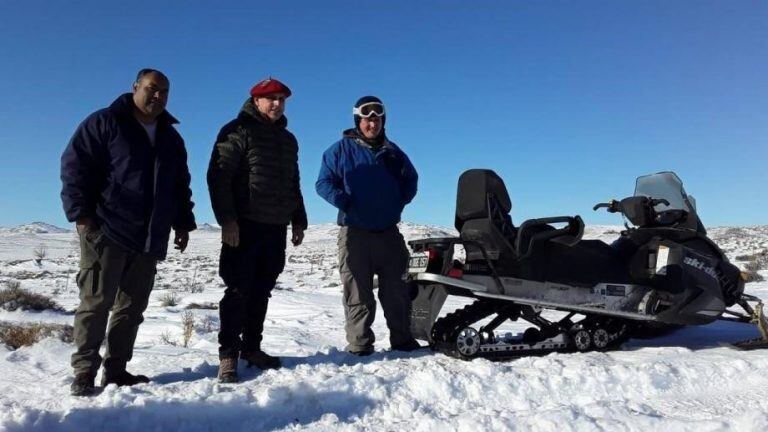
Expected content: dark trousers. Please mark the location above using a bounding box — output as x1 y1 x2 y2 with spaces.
218 220 287 359
71 229 157 376
338 226 413 350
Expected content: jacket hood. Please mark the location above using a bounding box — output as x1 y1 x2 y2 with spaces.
109 93 179 124
240 98 288 128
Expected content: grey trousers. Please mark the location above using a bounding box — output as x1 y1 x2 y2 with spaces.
71 228 157 376
338 226 413 350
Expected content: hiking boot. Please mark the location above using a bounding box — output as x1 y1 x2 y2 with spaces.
346 346 375 356
240 350 281 370
218 357 239 383
391 339 422 352
71 372 95 396
101 370 150 387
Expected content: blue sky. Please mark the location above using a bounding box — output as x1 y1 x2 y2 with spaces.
0 0 765 229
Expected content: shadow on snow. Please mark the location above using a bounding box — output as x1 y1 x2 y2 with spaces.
624 319 763 350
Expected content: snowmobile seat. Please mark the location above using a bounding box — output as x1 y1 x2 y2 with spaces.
541 239 631 285
515 216 584 259
454 170 587 275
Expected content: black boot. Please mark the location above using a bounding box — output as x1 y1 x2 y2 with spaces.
346 345 375 356
391 339 422 352
71 372 95 396
101 370 150 387
241 350 281 370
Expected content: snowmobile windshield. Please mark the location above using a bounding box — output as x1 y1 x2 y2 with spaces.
634 172 689 211
634 171 701 230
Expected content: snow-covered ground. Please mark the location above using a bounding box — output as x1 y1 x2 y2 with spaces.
0 222 766 432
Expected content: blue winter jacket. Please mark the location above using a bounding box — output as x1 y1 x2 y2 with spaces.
60 93 196 259
316 129 418 231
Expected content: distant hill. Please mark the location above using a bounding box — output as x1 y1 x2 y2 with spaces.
197 223 221 231
1 221 766 260
0 222 70 234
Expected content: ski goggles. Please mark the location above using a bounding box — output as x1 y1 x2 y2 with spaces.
352 102 385 118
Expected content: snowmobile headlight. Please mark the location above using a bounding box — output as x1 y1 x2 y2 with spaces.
654 245 670 275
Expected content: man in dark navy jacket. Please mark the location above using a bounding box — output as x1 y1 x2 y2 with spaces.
60 69 196 396
316 96 420 356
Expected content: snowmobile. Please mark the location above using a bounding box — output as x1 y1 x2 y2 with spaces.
407 169 768 360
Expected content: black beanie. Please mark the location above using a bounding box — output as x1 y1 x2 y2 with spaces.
353 95 386 129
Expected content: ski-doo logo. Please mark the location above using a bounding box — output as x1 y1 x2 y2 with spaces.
683 256 718 280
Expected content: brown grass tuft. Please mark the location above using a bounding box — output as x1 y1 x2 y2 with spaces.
0 283 63 312
0 321 73 350
742 270 765 283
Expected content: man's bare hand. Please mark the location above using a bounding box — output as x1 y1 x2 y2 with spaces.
75 217 97 234
291 226 305 246
222 220 240 247
174 230 189 253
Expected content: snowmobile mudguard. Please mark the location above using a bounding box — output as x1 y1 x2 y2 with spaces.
410 282 448 342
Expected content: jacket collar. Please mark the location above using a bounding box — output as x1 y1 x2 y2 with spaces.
239 98 288 128
109 93 179 125
343 128 390 150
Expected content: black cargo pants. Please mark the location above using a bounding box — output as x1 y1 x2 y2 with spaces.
217 220 287 359
71 228 157 376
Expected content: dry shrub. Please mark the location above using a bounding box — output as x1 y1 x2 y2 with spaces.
742 270 765 283
158 291 180 307
197 315 216 333
723 227 747 238
158 330 178 346
185 302 218 310
736 249 768 265
0 321 73 350
181 267 204 293
0 284 63 312
181 311 195 348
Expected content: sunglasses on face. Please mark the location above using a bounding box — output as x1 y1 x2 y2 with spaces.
352 102 385 118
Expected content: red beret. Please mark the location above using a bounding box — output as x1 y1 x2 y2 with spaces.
250 78 292 98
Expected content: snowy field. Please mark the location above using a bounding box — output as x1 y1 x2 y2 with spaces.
0 222 767 432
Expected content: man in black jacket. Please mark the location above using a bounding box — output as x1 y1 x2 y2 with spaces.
60 69 196 396
207 77 307 383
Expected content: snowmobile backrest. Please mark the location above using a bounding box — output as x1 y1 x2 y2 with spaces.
455 169 512 232
455 169 517 262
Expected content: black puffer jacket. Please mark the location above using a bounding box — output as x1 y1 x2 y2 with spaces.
207 99 307 229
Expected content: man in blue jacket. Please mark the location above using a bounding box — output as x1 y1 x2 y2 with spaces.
60 69 196 396
316 96 420 355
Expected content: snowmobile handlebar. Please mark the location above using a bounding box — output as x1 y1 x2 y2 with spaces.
592 200 620 212
593 197 670 213
594 196 674 228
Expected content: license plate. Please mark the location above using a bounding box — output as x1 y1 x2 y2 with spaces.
408 253 429 273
